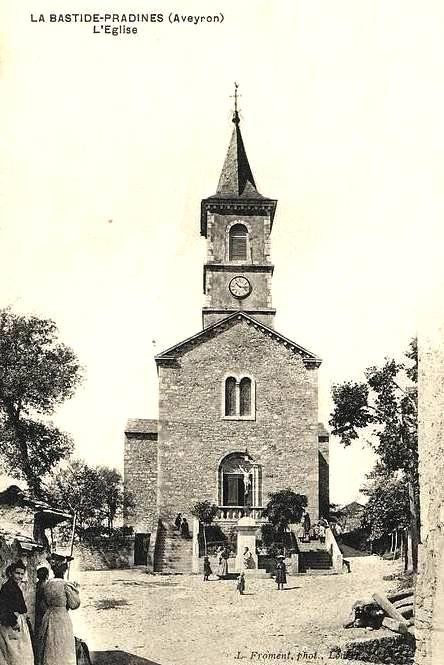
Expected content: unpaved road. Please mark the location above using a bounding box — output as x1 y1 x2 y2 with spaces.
71 556 401 665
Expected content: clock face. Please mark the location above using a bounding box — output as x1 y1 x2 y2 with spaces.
229 276 252 299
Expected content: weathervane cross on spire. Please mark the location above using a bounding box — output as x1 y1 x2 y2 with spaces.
230 81 241 125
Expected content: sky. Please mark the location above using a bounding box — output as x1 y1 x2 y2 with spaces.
1 1 443 504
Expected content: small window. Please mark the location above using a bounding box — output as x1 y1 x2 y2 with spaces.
229 224 248 261
225 377 236 416
239 378 252 416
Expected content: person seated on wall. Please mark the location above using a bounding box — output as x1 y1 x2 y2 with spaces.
180 517 191 539
174 513 182 530
242 547 254 570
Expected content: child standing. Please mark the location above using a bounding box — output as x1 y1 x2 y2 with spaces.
203 556 212 581
275 556 287 591
236 572 245 595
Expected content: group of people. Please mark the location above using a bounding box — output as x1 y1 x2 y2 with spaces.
203 545 230 581
0 555 85 665
203 545 288 593
301 511 329 544
174 513 191 539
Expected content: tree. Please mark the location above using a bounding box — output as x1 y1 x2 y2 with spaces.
360 467 410 566
329 339 418 569
45 460 128 541
93 466 127 532
0 308 83 495
262 488 307 551
191 500 219 555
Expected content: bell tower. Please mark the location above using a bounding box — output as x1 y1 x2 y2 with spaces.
200 86 277 329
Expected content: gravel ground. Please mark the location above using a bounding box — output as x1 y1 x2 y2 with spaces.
70 556 402 665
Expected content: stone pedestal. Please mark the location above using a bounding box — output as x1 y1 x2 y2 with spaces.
235 515 258 571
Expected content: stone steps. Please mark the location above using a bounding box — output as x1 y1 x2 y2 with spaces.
154 523 194 573
294 569 338 576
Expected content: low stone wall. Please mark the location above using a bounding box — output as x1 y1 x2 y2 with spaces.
74 537 134 571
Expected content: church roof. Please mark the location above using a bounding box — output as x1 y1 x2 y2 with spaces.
155 312 321 368
215 114 262 199
200 110 277 236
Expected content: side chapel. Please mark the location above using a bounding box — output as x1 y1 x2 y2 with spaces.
124 95 329 570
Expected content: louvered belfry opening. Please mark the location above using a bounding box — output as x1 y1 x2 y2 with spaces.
229 224 248 261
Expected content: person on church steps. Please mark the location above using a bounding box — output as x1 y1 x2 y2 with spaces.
275 555 287 591
0 559 35 665
37 555 80 665
174 513 182 530
180 517 191 539
203 556 212 581
303 511 311 542
318 522 326 544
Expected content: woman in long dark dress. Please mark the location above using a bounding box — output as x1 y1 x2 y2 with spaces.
0 560 34 665
275 556 287 591
303 511 311 542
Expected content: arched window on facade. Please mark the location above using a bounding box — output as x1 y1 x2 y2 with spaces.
223 375 255 419
239 377 252 416
229 224 248 261
224 377 237 416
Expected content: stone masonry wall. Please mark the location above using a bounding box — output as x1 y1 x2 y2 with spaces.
74 538 134 571
202 211 275 329
318 440 330 519
415 331 444 664
157 318 319 523
124 431 158 535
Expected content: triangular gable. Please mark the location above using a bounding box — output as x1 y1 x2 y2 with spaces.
155 312 321 368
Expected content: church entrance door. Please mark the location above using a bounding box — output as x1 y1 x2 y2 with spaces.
223 474 250 506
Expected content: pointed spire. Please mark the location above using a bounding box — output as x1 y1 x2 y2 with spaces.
216 83 261 198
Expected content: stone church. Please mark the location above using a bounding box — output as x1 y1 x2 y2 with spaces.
124 103 329 570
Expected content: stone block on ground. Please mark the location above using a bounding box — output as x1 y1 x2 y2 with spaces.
342 633 416 664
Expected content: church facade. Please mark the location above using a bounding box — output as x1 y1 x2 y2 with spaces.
124 105 329 569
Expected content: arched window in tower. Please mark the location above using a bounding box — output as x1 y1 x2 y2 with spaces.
225 377 236 416
239 377 252 416
229 224 248 261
